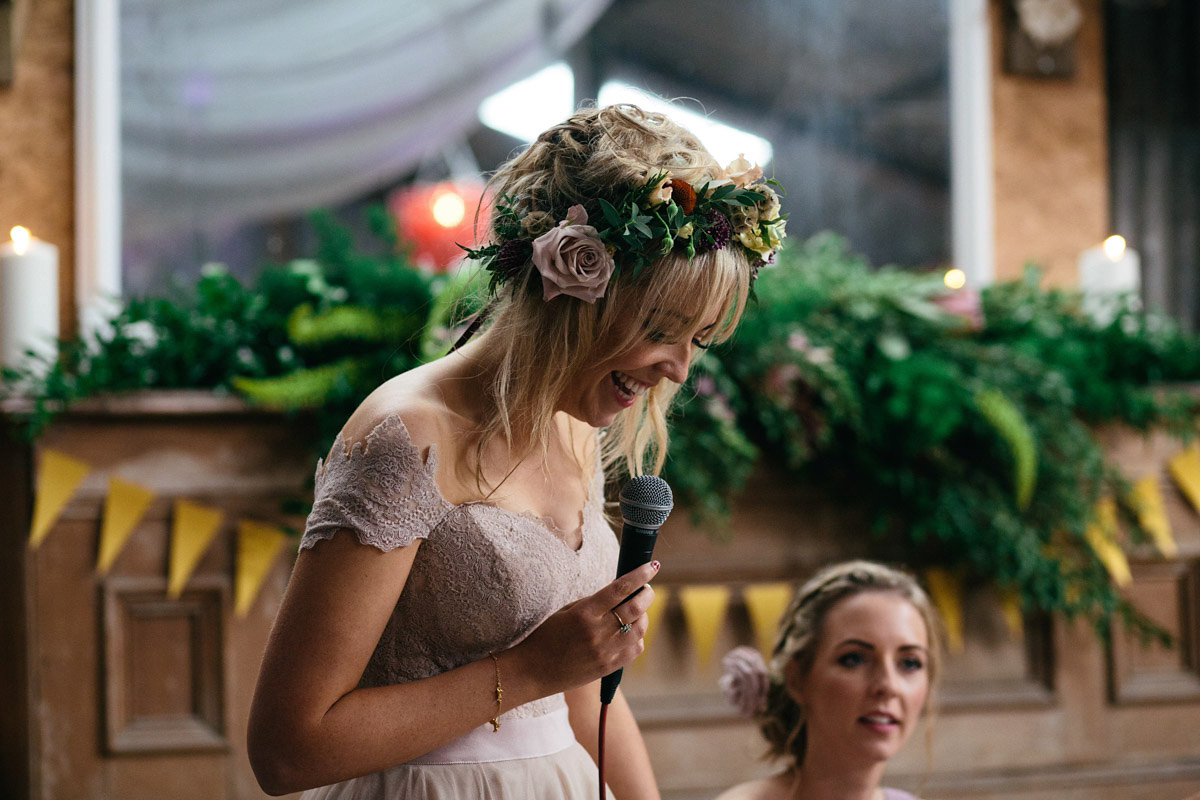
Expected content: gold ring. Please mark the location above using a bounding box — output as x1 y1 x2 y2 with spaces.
611 609 633 635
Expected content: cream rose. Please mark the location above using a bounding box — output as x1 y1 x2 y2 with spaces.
737 218 786 259
724 154 764 188
531 205 616 303
645 174 674 206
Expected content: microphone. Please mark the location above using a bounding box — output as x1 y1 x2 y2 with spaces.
600 475 673 705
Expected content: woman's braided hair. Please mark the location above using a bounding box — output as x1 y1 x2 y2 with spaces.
758 560 943 765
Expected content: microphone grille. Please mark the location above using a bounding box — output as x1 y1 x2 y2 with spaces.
618 475 674 530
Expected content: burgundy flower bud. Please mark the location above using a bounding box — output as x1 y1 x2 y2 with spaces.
494 239 532 282
699 209 733 253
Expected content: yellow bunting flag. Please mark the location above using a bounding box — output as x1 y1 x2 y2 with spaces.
235 520 289 616
1168 444 1200 516
97 477 156 573
924 567 964 653
635 586 670 673
29 450 91 548
1131 474 1177 558
679 585 730 668
168 501 224 598
998 586 1024 639
743 582 793 657
1084 497 1132 587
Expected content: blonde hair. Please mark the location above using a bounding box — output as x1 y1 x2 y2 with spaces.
464 104 754 486
759 560 943 766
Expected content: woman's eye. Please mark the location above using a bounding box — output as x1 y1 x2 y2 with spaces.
691 337 711 350
837 652 865 668
900 657 924 672
647 331 670 344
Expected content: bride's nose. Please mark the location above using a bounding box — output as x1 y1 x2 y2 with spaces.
655 341 691 384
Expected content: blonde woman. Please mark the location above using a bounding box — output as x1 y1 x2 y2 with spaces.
718 561 942 800
247 104 786 800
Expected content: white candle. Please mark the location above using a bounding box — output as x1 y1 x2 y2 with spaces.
0 226 61 370
1078 235 1141 321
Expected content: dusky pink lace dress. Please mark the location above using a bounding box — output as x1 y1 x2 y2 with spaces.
296 414 619 799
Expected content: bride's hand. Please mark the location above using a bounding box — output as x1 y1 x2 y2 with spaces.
512 560 660 694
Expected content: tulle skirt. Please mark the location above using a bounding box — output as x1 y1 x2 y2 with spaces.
299 708 612 800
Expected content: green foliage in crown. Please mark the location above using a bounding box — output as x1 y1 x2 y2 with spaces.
461 166 787 300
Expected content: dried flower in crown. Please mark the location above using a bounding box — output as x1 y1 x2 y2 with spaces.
459 156 787 303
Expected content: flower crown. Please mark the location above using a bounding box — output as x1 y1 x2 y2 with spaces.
460 155 787 304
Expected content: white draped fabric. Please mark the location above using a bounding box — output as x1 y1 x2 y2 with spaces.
120 0 611 243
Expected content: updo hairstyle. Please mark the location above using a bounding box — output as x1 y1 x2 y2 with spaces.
470 104 756 481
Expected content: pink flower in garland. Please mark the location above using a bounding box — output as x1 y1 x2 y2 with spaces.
531 205 616 303
931 286 984 331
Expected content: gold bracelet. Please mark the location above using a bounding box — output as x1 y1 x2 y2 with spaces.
487 651 503 732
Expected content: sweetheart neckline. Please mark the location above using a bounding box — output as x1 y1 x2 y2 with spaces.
343 412 601 555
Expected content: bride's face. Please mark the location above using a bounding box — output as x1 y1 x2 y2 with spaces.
557 307 719 428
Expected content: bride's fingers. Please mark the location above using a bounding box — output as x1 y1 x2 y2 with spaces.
593 561 659 614
609 584 655 633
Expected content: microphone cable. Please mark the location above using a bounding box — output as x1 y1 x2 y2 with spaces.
598 701 610 800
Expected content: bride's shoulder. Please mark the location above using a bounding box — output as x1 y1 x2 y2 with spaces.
337 364 464 455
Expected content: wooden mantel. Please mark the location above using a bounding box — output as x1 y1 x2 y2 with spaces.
2 392 1199 800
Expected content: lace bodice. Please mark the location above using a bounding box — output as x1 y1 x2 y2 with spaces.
301 414 619 721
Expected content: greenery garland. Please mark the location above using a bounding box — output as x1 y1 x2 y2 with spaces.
665 233 1199 642
3 214 1197 642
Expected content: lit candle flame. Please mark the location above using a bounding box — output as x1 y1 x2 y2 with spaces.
10 226 31 256
1102 235 1126 261
943 268 967 290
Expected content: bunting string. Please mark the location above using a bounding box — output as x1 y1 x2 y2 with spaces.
26 448 294 615
21 441 1200 652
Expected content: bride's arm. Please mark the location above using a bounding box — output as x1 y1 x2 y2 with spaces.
247 529 661 795
246 533 537 794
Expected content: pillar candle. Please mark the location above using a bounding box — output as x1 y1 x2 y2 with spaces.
1078 235 1141 322
0 226 60 369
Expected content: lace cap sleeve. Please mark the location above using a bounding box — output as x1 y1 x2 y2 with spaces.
301 414 454 552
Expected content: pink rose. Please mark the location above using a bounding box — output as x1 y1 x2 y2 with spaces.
719 646 770 717
931 287 984 331
531 205 616 303
765 362 801 401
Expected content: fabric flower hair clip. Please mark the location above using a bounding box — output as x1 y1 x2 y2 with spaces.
719 645 771 718
460 155 787 304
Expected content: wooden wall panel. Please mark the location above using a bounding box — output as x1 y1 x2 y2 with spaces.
103 577 227 754
1108 559 1200 705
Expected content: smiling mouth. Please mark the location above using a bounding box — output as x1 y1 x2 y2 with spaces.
611 371 651 401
